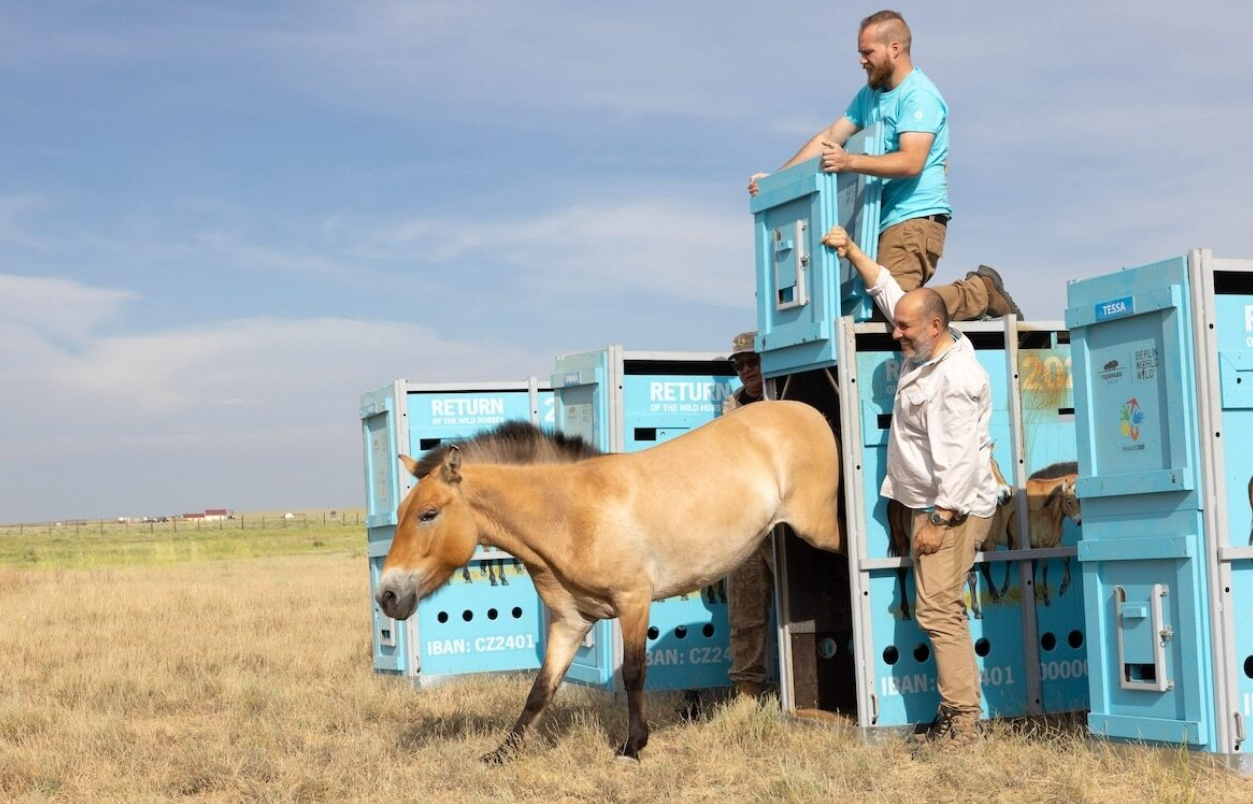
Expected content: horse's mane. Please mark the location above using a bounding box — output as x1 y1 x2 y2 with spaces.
413 420 602 479
1028 461 1079 481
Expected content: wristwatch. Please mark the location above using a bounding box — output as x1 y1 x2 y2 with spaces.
929 511 953 527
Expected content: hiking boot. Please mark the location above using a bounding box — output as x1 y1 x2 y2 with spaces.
909 712 951 744
967 265 1023 319
909 711 982 754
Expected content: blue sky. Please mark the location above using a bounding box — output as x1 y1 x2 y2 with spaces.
3 1 1251 522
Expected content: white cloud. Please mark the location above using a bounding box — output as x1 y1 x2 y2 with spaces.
363 196 754 307
0 274 557 520
0 273 137 341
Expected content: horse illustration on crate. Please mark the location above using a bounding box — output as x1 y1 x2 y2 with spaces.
460 556 523 586
1008 461 1082 606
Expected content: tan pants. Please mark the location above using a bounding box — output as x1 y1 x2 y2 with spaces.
878 218 990 321
728 536 775 685
910 509 992 718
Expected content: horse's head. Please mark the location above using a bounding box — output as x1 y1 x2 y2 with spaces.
1060 478 1082 525
990 456 1013 507
375 447 479 621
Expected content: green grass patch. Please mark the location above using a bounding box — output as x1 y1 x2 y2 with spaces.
0 512 367 570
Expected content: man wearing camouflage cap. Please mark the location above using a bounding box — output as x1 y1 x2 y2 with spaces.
723 331 772 699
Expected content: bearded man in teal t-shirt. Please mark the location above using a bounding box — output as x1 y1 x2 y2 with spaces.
749 10 1019 321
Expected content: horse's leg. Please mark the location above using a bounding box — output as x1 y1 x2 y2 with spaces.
980 561 1001 603
896 566 912 620
1037 559 1051 606
966 570 981 620
481 611 594 764
1059 556 1071 597
499 559 509 586
615 594 653 764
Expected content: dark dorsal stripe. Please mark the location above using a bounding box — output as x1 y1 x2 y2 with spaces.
413 420 602 479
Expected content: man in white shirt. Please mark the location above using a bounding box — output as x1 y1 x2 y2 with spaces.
822 224 998 749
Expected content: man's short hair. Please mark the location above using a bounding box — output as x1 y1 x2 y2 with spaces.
860 10 912 54
918 288 949 328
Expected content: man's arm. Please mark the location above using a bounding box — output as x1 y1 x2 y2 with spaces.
820 226 900 321
780 116 859 171
748 117 859 196
820 131 934 177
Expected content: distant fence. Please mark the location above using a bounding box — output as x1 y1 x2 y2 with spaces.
1 512 363 537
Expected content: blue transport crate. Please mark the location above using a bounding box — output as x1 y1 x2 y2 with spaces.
750 125 883 378
360 378 553 685
770 316 1086 731
551 346 747 692
1015 331 1090 713
1068 250 1253 772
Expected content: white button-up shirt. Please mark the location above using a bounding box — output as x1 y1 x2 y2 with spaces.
867 268 1000 518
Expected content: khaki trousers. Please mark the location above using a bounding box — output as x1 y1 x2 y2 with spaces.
727 536 775 685
910 509 992 718
878 218 990 321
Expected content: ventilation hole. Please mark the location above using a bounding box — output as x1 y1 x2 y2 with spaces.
975 638 991 657
1068 630 1084 649
883 646 899 666
1244 656 1253 679
702 623 715 638
674 625 688 640
818 638 837 660
1041 632 1057 652
647 626 660 641
511 606 522 619
913 643 931 663
487 608 498 621
462 610 473 622
437 611 449 624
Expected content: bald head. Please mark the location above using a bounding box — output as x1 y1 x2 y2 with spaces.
893 288 950 363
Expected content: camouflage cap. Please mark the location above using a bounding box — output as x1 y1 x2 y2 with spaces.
729 331 757 357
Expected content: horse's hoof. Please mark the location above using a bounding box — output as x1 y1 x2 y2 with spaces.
614 754 641 767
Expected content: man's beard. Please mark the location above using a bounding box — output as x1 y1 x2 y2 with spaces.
903 336 935 364
867 60 892 90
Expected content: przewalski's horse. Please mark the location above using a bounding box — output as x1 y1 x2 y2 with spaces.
1008 461 1081 606
885 456 1012 621
967 457 1015 619
375 400 842 764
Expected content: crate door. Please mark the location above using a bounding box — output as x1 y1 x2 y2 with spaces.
1068 256 1216 748
552 350 617 686
751 125 882 377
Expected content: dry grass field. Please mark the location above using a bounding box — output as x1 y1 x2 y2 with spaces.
1 541 1249 803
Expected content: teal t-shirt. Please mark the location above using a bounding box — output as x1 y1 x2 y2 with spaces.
843 67 950 232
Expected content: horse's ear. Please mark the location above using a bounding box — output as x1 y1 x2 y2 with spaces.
441 446 462 484
399 454 420 477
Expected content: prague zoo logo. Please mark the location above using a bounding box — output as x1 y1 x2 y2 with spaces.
1119 398 1144 442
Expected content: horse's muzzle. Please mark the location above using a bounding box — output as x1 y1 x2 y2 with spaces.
375 570 418 620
